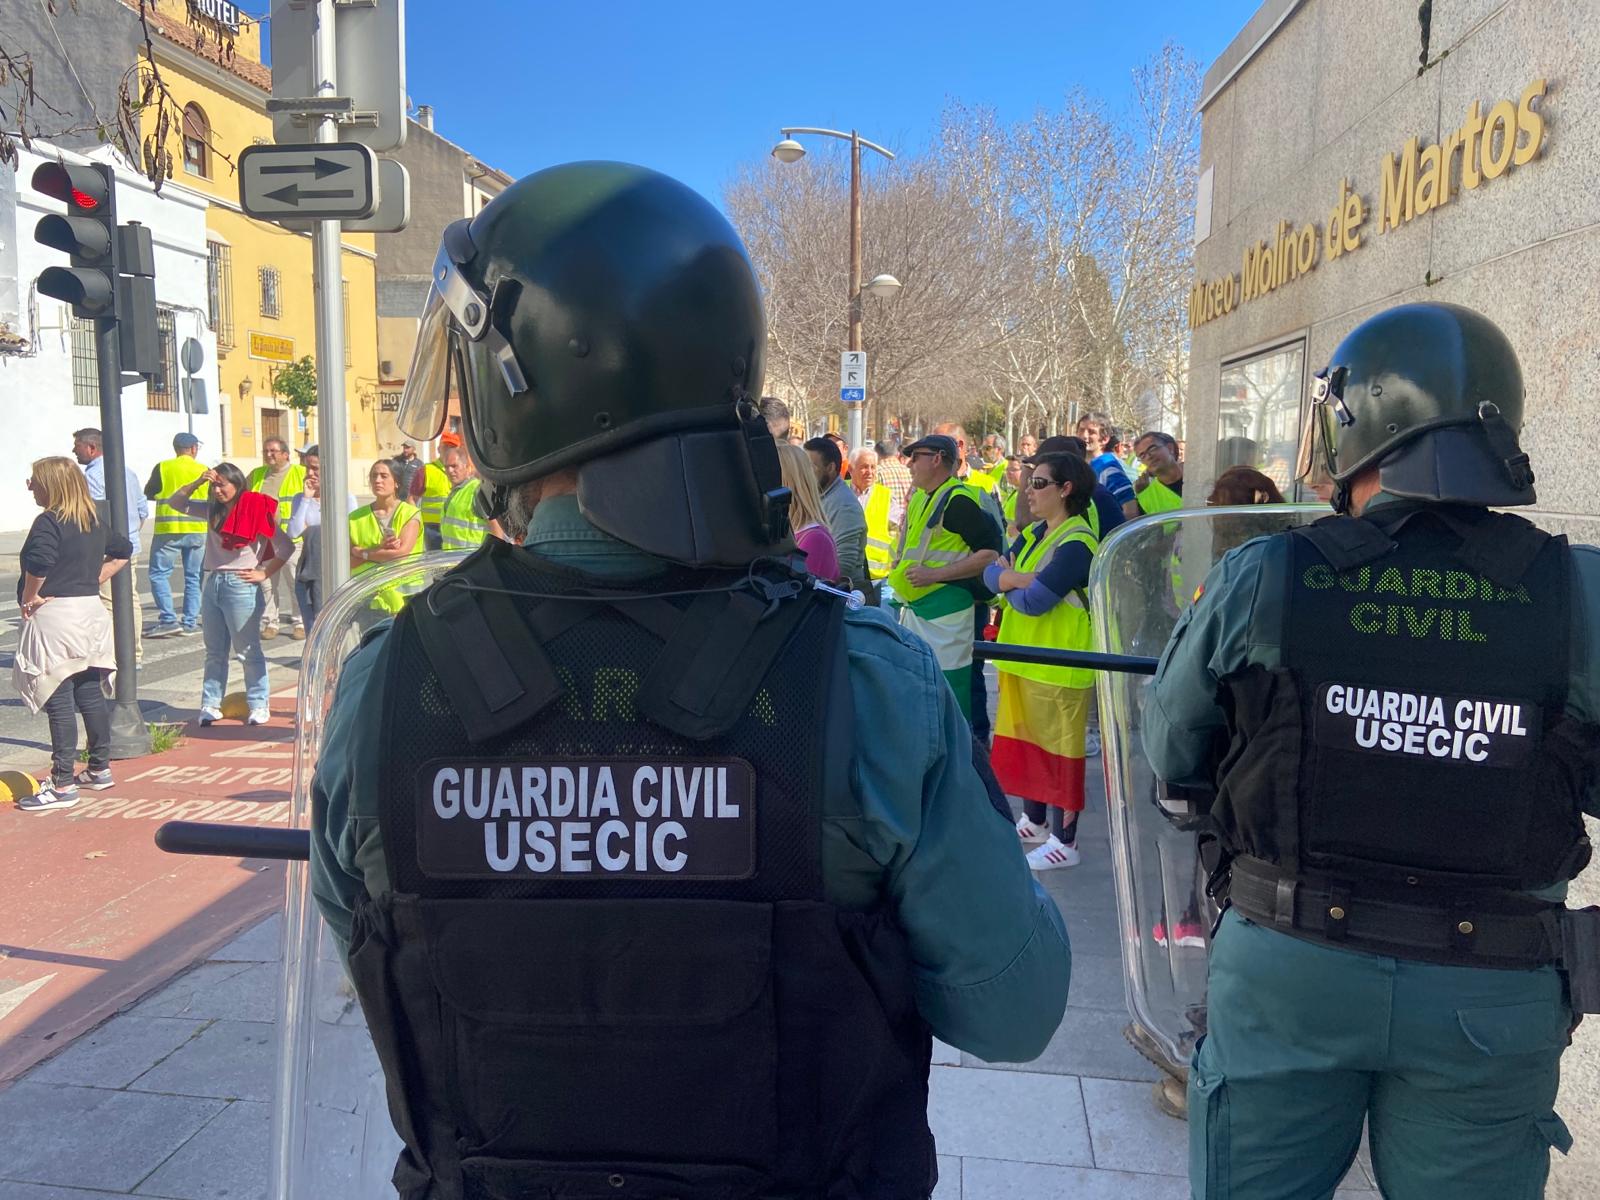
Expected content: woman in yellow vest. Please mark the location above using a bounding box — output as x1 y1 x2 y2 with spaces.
349 458 424 625
983 451 1100 870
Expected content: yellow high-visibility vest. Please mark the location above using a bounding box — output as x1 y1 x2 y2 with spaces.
349 500 424 613
440 478 488 551
1136 475 1184 515
417 461 451 529
154 457 208 536
996 515 1098 688
246 463 307 534
887 475 984 609
861 484 894 581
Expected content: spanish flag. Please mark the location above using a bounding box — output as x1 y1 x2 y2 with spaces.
989 672 1092 811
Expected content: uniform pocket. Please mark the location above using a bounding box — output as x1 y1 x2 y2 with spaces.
1456 999 1572 1056
1188 1048 1230 1200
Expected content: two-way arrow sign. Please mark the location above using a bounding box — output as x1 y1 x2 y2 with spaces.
239 143 377 221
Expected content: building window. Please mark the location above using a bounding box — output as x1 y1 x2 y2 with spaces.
182 103 210 178
259 265 281 318
207 240 234 350
342 279 352 367
148 307 179 412
1217 339 1306 499
70 317 99 407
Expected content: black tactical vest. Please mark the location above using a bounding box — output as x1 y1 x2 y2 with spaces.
346 541 936 1200
1214 505 1593 902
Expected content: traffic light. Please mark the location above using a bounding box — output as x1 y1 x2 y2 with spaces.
32 161 118 319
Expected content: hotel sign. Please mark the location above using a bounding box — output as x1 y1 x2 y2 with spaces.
248 331 296 363
1189 80 1549 329
189 0 243 32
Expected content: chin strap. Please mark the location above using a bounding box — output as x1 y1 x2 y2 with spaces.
1478 401 1535 491
1330 481 1353 515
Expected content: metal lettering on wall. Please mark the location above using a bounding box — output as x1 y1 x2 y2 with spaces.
1188 79 1549 330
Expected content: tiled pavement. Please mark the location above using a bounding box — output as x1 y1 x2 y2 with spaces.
0 785 1379 1199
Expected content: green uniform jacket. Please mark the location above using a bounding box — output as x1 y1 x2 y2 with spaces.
311 495 1072 1063
1146 496 1600 827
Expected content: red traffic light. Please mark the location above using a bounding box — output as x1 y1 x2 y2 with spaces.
31 161 111 211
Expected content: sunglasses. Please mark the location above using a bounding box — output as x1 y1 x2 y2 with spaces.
1028 476 1062 490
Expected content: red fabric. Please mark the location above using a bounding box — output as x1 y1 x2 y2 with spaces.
220 491 281 558
989 735 1087 812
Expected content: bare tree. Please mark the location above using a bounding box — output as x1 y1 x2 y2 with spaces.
1 0 242 190
726 43 1202 443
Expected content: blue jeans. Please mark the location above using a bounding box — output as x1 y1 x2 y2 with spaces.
201 572 269 712
148 532 205 629
295 576 322 634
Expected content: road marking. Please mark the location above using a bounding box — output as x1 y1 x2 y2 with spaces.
0 974 57 1022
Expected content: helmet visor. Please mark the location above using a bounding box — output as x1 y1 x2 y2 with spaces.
396 284 453 442
1296 367 1347 483
396 221 492 443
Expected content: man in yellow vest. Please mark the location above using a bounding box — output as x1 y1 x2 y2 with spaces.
849 446 897 593
246 437 308 639
1131 430 1185 515
931 421 1006 739
410 447 453 552
143 431 208 638
886 434 1003 719
438 442 503 551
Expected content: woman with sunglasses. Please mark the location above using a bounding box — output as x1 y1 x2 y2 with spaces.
983 452 1101 869
12 459 131 811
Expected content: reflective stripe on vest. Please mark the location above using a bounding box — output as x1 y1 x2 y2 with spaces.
1136 476 1184 515
887 476 983 604
417 461 451 528
996 515 1098 688
862 484 894 580
350 501 425 612
440 479 487 550
154 457 208 535
246 464 307 534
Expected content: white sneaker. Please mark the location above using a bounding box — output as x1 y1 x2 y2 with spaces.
1084 729 1102 757
1016 815 1050 844
1027 836 1081 871
198 707 222 726
247 708 271 726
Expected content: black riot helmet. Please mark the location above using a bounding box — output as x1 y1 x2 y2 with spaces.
1299 302 1535 512
397 161 788 567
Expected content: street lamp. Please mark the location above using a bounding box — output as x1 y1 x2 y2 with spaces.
772 126 897 451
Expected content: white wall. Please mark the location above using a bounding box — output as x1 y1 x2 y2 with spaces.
0 143 221 533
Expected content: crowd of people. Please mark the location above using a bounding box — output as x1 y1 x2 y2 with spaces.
10 428 502 813
11 406 1272 830
757 398 1288 879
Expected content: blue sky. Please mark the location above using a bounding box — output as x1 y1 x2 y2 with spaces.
380 1 1261 204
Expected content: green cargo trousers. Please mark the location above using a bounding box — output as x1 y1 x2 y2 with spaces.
1190 909 1574 1199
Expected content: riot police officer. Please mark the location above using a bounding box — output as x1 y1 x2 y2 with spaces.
308 162 1071 1199
1146 302 1600 1198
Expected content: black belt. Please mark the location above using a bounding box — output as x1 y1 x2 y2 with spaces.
1227 857 1563 971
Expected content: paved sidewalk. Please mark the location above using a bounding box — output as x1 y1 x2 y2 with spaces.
0 765 1382 1199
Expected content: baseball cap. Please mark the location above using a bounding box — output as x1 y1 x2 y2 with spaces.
173 432 201 450
902 434 959 463
298 443 319 459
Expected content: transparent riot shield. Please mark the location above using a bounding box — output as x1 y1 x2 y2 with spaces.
1092 506 1322 1070
274 552 466 1200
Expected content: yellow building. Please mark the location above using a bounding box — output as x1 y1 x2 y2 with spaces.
131 0 381 475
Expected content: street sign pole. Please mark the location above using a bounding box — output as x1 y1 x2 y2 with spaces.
312 0 351 594
96 313 150 758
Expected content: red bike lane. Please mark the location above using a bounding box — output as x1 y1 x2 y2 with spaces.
0 699 299 1084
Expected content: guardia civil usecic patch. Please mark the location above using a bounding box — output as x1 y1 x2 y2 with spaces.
416 757 756 880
